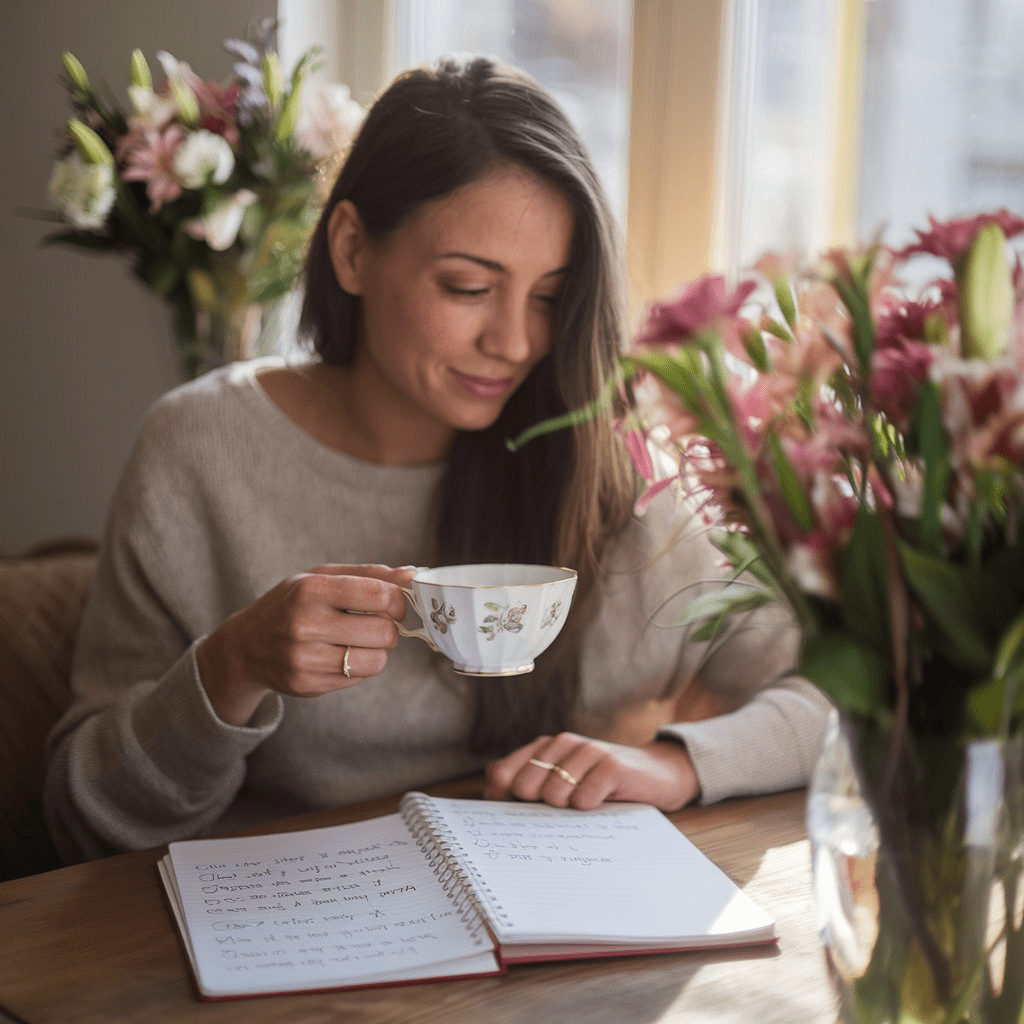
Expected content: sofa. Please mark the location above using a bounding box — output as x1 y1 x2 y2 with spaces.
0 538 98 881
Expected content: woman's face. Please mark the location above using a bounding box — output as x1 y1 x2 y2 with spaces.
330 164 574 462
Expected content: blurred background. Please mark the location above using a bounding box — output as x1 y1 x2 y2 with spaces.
3 0 1022 553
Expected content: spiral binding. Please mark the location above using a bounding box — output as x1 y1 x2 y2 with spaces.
400 793 513 942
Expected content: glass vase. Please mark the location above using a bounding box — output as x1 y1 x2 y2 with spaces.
171 297 274 380
808 712 1024 1024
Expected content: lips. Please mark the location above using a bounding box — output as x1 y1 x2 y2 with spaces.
453 371 516 398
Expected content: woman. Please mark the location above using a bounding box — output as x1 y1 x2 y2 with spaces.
44 57 828 863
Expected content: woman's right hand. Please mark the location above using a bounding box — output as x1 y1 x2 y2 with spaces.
196 564 414 726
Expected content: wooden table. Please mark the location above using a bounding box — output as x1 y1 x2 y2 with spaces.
0 781 837 1023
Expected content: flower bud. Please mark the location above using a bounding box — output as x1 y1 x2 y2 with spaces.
262 53 283 112
170 75 200 127
67 118 113 167
275 79 303 142
959 222 1013 360
61 52 90 93
130 48 152 90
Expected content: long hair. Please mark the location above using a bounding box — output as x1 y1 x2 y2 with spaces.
300 57 635 755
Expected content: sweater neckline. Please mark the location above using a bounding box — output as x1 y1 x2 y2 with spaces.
229 356 448 490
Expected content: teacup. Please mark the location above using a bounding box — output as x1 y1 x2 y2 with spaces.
397 564 578 676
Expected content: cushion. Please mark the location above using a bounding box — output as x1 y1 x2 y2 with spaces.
0 542 97 880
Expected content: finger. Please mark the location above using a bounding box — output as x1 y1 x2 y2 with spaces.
533 741 607 809
300 570 410 622
498 734 589 805
310 563 417 587
293 640 390 680
484 736 554 799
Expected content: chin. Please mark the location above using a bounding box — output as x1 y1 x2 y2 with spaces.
445 403 507 434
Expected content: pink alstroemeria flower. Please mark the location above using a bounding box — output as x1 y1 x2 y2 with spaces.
635 275 757 346
871 340 935 427
895 209 1024 263
119 123 187 212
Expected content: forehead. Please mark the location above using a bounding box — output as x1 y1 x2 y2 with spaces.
388 165 574 262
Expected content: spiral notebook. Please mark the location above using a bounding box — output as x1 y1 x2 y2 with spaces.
158 793 775 1000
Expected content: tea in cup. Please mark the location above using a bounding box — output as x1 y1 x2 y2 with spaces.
397 563 578 676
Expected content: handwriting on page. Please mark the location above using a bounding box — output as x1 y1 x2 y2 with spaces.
168 814 484 988
444 802 642 865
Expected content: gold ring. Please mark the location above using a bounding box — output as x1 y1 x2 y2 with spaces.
528 757 578 786
342 646 352 678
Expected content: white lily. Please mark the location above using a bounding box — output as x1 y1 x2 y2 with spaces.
173 130 235 189
184 189 258 251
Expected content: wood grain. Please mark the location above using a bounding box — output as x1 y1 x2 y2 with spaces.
0 781 837 1024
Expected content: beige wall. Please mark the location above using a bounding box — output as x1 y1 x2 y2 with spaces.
0 0 275 553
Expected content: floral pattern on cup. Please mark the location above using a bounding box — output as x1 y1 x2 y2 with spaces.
540 600 563 629
429 599 457 634
479 602 527 641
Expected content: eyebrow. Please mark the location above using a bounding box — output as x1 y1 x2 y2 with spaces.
437 251 569 277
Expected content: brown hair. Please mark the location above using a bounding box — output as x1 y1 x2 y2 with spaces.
300 57 634 754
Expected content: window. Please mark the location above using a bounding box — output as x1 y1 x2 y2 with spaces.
392 0 634 226
718 0 1024 279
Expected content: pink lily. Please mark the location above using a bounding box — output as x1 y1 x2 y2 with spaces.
118 123 187 211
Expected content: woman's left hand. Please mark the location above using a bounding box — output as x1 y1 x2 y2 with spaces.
484 732 701 812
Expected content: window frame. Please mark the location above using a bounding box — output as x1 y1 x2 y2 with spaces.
280 0 867 318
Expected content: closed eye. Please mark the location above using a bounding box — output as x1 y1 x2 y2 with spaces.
444 284 490 298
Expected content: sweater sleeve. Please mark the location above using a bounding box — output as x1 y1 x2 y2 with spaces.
43 394 283 863
579 495 830 805
657 676 830 804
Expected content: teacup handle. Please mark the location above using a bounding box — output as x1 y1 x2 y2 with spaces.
396 585 440 652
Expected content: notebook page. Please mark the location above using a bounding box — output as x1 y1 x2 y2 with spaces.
164 813 497 997
402 796 773 947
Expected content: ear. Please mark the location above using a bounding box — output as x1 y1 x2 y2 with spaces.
327 200 367 295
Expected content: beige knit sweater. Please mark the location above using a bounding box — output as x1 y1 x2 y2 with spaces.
44 358 829 863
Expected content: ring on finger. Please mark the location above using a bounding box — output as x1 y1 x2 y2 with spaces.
528 757 578 786
342 645 352 678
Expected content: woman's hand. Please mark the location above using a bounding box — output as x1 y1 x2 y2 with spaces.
484 732 701 812
196 564 414 726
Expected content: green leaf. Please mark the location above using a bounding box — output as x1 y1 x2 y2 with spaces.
662 585 773 630
767 434 813 533
911 379 950 555
621 350 705 412
831 273 875 376
773 279 797 330
504 377 615 451
898 542 993 673
838 508 890 652
742 325 770 372
969 608 1024 734
41 229 118 252
800 630 888 717
708 530 779 591
112 181 170 257
138 260 179 297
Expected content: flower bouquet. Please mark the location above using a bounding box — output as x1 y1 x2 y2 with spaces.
513 209 1024 1021
623 213 1024 1023
44 19 363 378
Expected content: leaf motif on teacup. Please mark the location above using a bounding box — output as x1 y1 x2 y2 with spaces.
429 598 457 635
540 600 562 629
478 601 527 641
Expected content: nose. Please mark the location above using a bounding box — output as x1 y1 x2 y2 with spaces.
478 295 540 365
